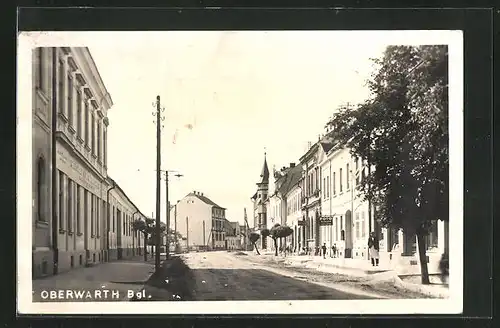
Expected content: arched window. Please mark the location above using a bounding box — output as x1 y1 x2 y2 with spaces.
37 157 45 221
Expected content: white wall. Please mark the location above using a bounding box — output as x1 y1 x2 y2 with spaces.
170 195 212 248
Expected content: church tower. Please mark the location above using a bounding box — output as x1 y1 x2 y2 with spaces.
253 152 269 249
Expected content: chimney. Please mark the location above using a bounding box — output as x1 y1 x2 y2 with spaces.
290 163 295 167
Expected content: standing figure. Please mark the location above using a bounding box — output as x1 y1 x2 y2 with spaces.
332 244 337 258
367 232 380 266
321 243 327 259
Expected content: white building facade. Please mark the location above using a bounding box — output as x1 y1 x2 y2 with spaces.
169 191 226 251
285 178 302 253
32 47 147 278
320 144 449 273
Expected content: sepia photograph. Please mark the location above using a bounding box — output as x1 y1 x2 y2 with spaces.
17 30 463 315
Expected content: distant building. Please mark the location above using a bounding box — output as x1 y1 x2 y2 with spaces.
225 221 242 250
170 191 226 250
250 153 269 249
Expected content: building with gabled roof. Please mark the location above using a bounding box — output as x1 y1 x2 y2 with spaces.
169 190 227 250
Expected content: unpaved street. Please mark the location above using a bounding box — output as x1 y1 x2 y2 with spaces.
180 251 378 300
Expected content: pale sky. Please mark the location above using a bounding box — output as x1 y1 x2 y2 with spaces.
84 31 390 225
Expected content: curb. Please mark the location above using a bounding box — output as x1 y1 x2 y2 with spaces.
281 258 449 299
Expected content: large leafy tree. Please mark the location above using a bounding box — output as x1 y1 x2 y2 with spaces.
325 45 448 284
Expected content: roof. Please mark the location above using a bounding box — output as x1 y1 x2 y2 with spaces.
107 176 147 219
299 142 320 163
259 153 270 184
276 164 303 197
187 191 226 210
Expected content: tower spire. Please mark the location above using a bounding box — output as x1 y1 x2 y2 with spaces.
259 149 269 184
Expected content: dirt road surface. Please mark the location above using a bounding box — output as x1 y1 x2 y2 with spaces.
180 251 380 300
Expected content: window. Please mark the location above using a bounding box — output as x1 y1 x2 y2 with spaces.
77 89 82 137
346 163 350 190
339 168 343 192
85 101 90 146
58 60 65 113
91 194 95 236
103 128 107 167
84 190 88 234
335 217 338 240
96 199 100 237
76 185 81 234
361 212 366 238
327 176 330 198
36 157 45 221
97 121 102 161
333 172 336 195
67 74 74 127
323 177 326 198
58 171 64 230
91 114 96 155
67 179 73 232
112 206 116 232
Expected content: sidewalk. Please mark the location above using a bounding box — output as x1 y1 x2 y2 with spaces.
32 256 155 302
251 253 450 298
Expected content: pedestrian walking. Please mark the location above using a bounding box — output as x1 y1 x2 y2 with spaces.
439 253 449 284
367 232 380 266
321 243 327 259
332 244 337 258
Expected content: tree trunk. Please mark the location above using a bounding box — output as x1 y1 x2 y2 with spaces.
274 238 278 256
416 231 431 284
253 242 260 255
143 233 148 261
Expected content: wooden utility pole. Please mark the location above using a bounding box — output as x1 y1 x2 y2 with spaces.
154 95 162 272
174 203 177 247
165 171 170 259
203 220 206 246
51 47 59 275
186 216 189 252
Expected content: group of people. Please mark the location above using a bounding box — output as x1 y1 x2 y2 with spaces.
306 232 382 266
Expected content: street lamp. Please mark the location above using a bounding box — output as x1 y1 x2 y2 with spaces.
160 169 183 260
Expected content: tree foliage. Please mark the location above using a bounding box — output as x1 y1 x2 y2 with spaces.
268 224 293 256
249 232 261 255
326 45 448 232
325 45 448 284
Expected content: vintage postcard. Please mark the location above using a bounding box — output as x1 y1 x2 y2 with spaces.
17 30 463 315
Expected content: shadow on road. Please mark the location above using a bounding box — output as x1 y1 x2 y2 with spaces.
134 256 196 301
138 256 377 301
185 268 377 300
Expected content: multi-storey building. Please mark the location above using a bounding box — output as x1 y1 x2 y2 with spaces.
320 141 448 273
250 153 269 249
284 165 304 253
31 47 147 278
169 191 226 250
267 163 303 252
299 142 322 251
